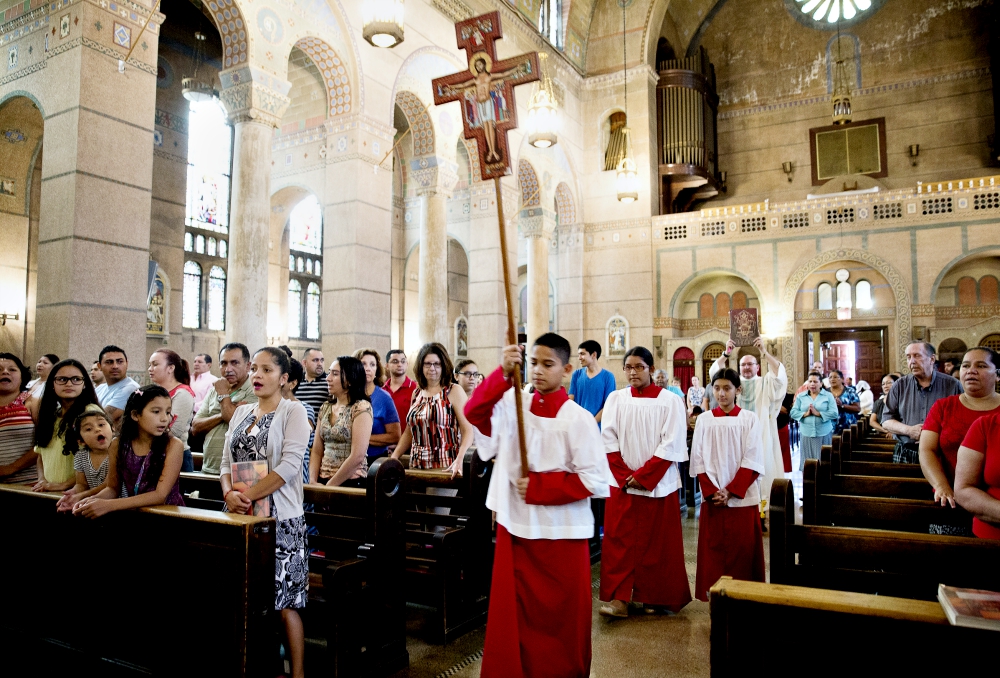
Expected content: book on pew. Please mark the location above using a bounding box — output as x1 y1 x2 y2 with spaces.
938 584 1000 631
232 460 271 517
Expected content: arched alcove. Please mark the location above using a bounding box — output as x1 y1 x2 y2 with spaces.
402 239 470 354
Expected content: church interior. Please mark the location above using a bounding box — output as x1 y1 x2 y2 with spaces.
1 0 999 675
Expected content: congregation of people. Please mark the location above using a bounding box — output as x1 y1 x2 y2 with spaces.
2 334 999 678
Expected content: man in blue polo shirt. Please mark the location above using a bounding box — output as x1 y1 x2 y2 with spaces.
568 339 617 427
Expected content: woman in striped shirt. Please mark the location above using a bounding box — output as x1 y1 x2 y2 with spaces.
391 343 473 477
0 353 37 485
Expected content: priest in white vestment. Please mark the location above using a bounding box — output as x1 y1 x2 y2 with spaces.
709 337 787 509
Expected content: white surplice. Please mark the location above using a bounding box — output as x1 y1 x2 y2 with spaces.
710 361 787 505
689 409 765 508
600 387 689 497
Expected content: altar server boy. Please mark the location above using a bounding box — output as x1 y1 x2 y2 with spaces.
465 333 611 678
689 368 766 601
599 346 691 617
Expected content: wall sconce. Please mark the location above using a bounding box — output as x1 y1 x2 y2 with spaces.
0 312 19 326
782 161 793 182
652 335 662 358
718 171 728 193
909 144 920 167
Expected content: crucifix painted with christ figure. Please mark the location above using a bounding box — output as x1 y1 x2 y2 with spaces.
432 11 539 475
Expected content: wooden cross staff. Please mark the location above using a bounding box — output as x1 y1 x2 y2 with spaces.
432 11 539 477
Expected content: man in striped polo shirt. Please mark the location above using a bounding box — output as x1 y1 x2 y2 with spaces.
295 348 329 415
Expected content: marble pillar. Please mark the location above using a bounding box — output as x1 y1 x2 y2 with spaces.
555 223 585 350
219 67 290 351
418 189 449 347
30 2 163 366
525 233 550 347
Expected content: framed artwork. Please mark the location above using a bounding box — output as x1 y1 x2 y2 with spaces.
455 315 469 357
606 315 628 358
146 267 168 335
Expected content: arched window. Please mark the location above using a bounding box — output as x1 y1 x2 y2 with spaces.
855 280 873 309
288 280 302 339
289 195 323 341
716 292 731 317
306 282 321 340
182 261 202 328
699 293 715 318
817 282 833 310
207 237 217 257
732 291 748 309
218 240 227 258
184 233 193 252
195 234 205 254
979 276 999 305
957 276 977 306
207 266 226 331
538 0 563 48
836 281 852 308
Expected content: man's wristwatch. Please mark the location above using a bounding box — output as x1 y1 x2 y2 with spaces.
216 393 231 403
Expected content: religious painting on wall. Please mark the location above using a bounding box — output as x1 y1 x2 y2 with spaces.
606 315 628 358
456 316 469 357
0 177 14 197
147 268 167 335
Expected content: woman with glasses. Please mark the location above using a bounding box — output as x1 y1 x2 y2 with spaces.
454 359 481 397
391 343 473 477
599 347 691 617
29 359 102 492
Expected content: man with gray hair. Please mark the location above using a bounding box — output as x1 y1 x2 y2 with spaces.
881 342 962 464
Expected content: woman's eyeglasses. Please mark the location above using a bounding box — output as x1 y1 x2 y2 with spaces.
53 376 85 385
623 364 648 374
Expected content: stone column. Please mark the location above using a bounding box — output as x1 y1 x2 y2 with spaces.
418 189 449 347
525 233 549 347
320 116 395 357
555 223 585 349
31 2 163 366
219 67 290 351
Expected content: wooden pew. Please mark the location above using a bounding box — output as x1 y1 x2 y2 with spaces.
828 436 924 477
769 478 1000 600
709 577 995 676
191 450 203 471
803 457 972 533
400 449 494 643
0 483 274 677
177 460 409 677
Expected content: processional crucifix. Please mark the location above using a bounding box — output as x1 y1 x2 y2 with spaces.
432 11 540 475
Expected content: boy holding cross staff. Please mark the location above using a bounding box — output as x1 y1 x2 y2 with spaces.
435 12 611 677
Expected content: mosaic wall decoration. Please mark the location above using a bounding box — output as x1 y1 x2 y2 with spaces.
256 7 283 44
204 0 248 69
3 128 26 143
7 45 16 70
156 56 174 89
295 37 351 117
555 181 575 224
0 177 14 196
517 159 540 207
395 90 434 157
113 22 131 49
59 13 69 38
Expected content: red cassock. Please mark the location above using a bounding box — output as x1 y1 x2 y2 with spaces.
691 406 766 601
599 384 692 612
465 368 610 678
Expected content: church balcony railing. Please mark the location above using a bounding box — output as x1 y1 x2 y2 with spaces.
649 174 1000 245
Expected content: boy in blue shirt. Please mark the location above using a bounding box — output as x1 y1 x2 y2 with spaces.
568 340 617 427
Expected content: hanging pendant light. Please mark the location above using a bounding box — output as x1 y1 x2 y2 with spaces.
527 52 558 148
616 0 638 202
362 0 405 48
831 18 852 125
182 32 215 102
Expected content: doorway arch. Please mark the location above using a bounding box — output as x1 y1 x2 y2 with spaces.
673 347 694 393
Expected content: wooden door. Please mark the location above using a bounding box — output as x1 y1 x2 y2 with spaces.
823 344 848 377
856 340 885 398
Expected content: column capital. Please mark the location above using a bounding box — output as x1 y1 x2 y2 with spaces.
410 157 459 197
219 65 291 127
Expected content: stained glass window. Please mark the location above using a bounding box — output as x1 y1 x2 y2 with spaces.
306 282 321 340
289 254 295 271
218 240 227 258
183 261 202 328
289 195 322 254
208 266 226 331
288 280 302 339
314 260 322 276
185 99 232 234
539 0 562 48
184 233 193 252
306 259 313 275
795 0 872 23
817 282 833 310
856 280 872 309
195 234 205 254
207 237 217 257
297 257 304 273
